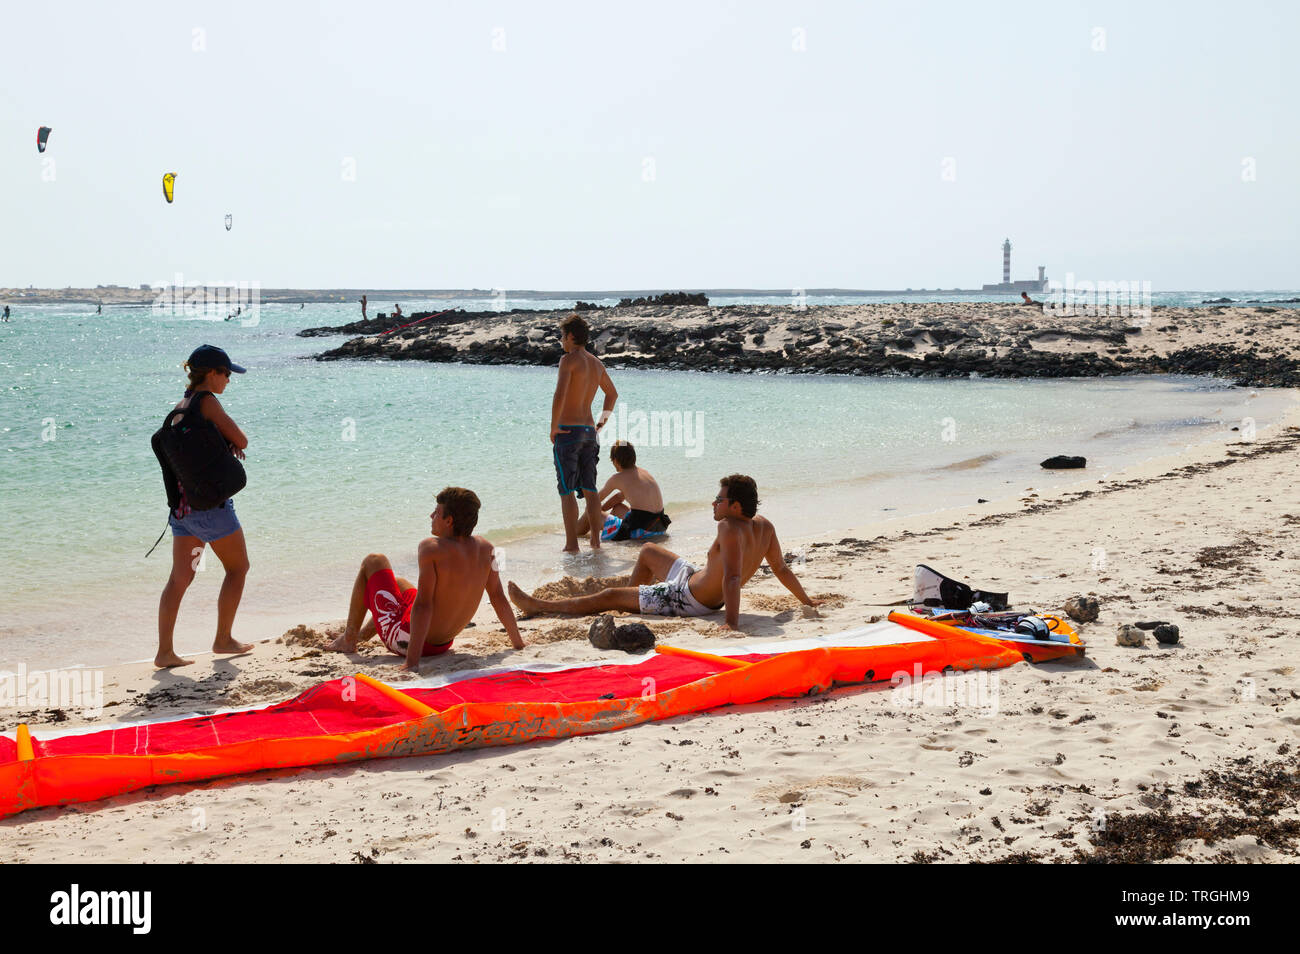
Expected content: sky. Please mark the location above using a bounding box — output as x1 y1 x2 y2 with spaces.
1 0 1296 290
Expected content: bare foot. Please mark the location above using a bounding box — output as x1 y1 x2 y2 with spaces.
507 581 544 616
589 532 601 550
325 628 360 653
155 652 195 669
213 636 253 655
562 543 580 554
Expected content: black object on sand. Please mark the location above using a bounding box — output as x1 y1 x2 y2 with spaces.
1041 455 1086 469
588 616 656 653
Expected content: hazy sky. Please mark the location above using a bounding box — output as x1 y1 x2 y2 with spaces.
2 0 1295 290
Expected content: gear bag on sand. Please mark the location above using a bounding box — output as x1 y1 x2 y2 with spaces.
911 564 1009 611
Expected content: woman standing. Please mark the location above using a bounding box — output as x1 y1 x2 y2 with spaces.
156 345 253 668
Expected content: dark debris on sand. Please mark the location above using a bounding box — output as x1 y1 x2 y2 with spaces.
981 758 1300 863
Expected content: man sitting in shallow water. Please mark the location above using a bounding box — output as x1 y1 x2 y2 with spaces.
509 474 817 631
574 440 672 541
327 487 525 669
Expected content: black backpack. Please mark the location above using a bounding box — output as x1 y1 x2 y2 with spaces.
151 391 246 512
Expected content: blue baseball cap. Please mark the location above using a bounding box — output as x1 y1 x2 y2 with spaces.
187 344 245 373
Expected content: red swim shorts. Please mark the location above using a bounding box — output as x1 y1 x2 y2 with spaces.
364 569 455 657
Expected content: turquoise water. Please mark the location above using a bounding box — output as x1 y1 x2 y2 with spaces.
0 300 1293 671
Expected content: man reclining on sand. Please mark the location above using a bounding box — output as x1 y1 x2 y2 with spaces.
509 474 817 631
326 487 525 669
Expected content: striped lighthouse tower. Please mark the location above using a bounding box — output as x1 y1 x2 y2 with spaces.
1002 238 1011 284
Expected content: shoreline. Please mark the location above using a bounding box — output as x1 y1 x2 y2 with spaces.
3 406 1297 861
2 375 1288 675
305 302 1300 388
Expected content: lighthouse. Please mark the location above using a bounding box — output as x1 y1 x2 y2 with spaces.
982 238 1049 293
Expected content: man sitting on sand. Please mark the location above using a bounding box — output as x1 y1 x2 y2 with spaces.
509 474 817 631
575 440 672 541
326 487 525 669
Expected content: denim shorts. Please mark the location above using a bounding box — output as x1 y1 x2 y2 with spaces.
169 498 242 542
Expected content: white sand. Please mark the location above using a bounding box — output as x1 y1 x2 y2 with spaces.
3 408 1298 862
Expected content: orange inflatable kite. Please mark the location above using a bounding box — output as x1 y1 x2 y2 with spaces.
0 619 1081 820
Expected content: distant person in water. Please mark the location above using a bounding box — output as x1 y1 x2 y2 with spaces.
551 314 618 552
2 305 9 321
156 345 254 668
575 440 671 541
1021 292 1042 307
96 303 102 315
360 294 367 320
326 487 525 669
510 474 817 631
393 303 403 320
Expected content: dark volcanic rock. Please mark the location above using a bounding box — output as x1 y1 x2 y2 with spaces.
1041 455 1086 469
1141 345 1300 388
1064 596 1101 623
306 303 1300 387
617 292 708 307
1154 624 1181 644
588 615 616 650
613 623 656 653
300 307 479 338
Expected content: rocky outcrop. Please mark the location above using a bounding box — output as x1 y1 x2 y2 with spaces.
300 308 502 338
305 303 1300 387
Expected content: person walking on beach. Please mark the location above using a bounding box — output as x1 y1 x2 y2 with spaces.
574 440 672 541
509 474 817 631
326 487 525 669
155 345 254 668
551 314 618 552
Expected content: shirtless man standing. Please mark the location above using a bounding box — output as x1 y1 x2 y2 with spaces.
551 314 618 552
509 474 817 631
326 487 525 670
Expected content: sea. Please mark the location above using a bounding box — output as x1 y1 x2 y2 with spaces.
1 291 1297 672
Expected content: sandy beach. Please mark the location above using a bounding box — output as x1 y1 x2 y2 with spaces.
4 399 1296 863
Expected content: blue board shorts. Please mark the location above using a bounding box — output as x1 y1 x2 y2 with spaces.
168 498 242 542
553 426 599 496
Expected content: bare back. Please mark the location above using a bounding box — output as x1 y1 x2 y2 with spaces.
556 349 609 426
689 516 778 608
420 534 499 643
608 466 664 512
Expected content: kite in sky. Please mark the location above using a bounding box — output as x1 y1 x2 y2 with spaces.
162 173 176 204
